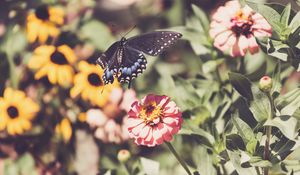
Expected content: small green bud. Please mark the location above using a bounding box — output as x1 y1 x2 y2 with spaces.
259 76 272 92
117 149 131 163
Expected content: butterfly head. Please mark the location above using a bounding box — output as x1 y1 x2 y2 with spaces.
120 37 127 46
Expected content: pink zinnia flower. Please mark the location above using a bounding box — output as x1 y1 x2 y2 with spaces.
209 0 272 57
127 94 182 147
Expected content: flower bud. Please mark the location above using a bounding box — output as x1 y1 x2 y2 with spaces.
117 149 131 163
259 76 272 92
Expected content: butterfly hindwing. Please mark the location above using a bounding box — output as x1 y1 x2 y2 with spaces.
126 31 182 56
117 46 147 84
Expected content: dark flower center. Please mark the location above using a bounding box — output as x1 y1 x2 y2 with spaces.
145 105 155 114
231 22 253 37
50 50 69 65
7 106 19 119
88 73 103 86
35 5 50 20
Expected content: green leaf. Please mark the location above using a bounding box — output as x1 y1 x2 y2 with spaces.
265 116 298 140
191 106 211 125
227 151 257 175
4 159 18 175
245 2 282 34
248 156 272 167
192 146 217 175
191 4 209 32
226 134 246 151
249 85 271 122
289 11 300 32
172 77 202 110
271 62 282 97
179 120 215 145
280 3 291 28
267 39 289 61
231 115 255 143
244 50 267 80
229 72 253 101
79 20 115 51
0 26 27 56
17 153 38 175
170 26 210 55
140 157 160 175
275 88 300 115
202 59 224 74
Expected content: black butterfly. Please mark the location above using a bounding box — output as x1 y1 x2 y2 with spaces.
96 31 182 87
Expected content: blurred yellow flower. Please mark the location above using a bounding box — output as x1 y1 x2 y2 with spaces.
70 61 119 107
28 45 76 87
26 5 64 43
78 112 87 122
0 88 39 135
55 118 72 142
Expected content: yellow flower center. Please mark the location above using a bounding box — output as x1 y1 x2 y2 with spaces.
235 9 249 21
139 102 162 124
50 50 69 65
87 73 103 86
35 5 50 21
7 106 19 119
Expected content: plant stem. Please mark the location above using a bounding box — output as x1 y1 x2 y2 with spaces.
165 142 192 175
255 167 261 175
263 93 275 175
5 33 19 89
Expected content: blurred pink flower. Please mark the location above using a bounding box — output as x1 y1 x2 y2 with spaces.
209 0 272 57
127 94 182 147
86 88 137 143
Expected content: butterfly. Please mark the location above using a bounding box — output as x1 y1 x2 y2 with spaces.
96 31 182 88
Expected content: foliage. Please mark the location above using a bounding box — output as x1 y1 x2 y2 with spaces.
0 0 300 175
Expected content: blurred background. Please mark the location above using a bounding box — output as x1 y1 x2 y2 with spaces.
0 0 300 175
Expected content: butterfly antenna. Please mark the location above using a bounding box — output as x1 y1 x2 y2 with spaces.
123 25 137 38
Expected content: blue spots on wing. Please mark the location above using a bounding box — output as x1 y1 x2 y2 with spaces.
102 68 115 84
117 57 147 84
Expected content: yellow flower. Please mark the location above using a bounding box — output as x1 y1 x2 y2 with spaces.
0 88 39 135
70 61 119 107
28 45 76 87
26 5 64 43
55 118 72 142
78 112 87 122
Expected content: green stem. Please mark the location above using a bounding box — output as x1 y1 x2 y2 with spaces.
165 142 192 175
6 35 19 89
263 93 275 175
238 57 245 74
255 167 261 175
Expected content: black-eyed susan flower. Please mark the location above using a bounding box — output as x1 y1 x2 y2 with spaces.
55 118 72 142
26 5 64 43
0 88 39 135
28 45 76 87
70 61 119 107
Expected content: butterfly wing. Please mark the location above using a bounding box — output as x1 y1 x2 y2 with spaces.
117 46 147 85
126 31 182 56
96 41 119 69
97 42 122 85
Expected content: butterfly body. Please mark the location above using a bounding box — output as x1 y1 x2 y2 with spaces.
96 31 182 87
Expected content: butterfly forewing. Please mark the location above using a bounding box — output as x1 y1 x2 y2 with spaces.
96 41 120 69
126 31 182 56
